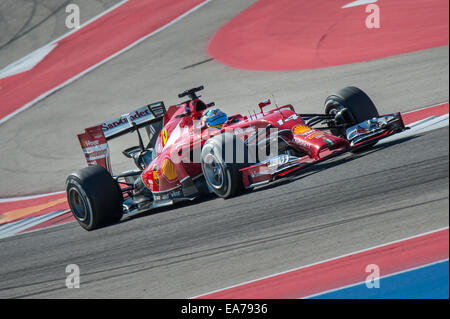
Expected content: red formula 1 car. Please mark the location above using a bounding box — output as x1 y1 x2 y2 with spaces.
66 86 406 230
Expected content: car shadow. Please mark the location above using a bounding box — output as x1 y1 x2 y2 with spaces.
119 193 218 223
115 133 421 225
240 134 421 195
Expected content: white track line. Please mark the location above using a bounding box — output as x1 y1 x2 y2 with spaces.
0 0 214 125
403 101 449 114
0 0 129 80
379 114 449 145
0 43 58 79
342 0 378 9
0 0 129 73
0 190 65 203
304 258 449 299
191 226 449 298
0 209 70 239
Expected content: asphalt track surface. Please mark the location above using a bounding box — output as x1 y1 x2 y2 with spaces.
0 0 120 70
0 0 448 298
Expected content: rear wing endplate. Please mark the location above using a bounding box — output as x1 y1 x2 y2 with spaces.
77 125 112 172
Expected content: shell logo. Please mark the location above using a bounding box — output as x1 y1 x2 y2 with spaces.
293 125 311 135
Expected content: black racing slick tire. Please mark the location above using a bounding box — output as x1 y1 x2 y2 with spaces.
325 86 380 149
201 133 256 199
66 165 123 231
325 86 379 124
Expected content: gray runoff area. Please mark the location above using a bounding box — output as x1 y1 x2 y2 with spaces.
0 0 448 298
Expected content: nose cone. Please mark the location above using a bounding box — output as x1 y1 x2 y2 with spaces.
294 129 349 159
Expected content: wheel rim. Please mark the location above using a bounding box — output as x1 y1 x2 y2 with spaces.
68 187 89 221
203 153 225 190
326 100 346 137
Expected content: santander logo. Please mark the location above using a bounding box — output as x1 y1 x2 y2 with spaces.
102 109 151 132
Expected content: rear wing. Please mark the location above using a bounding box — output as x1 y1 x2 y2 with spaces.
101 102 166 140
77 102 166 172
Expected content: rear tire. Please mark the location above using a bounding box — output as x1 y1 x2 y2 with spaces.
66 165 123 231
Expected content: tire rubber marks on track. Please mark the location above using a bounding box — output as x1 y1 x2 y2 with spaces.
0 0 213 125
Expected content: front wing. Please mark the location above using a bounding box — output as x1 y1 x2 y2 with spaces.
240 113 406 189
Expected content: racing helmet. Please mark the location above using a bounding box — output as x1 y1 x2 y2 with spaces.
202 108 228 128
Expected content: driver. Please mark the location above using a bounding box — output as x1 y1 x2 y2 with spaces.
201 108 228 129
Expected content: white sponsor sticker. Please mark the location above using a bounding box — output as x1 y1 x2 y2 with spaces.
100 105 156 138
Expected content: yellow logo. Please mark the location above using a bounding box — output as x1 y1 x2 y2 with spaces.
161 129 168 147
307 132 323 140
293 125 311 135
152 165 159 185
162 159 178 181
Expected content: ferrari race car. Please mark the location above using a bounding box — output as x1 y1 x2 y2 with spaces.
66 86 406 230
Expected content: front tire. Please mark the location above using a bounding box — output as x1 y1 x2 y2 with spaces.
201 133 255 198
66 165 123 231
325 86 379 149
